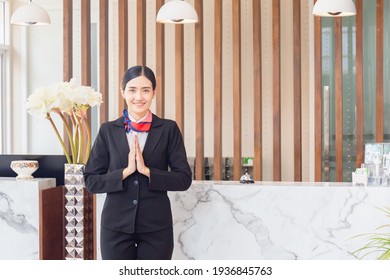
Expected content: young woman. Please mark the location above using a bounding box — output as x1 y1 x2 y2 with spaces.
84 65 192 260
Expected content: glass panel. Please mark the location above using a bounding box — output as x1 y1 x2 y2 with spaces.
363 0 376 144
322 18 336 182
342 16 356 182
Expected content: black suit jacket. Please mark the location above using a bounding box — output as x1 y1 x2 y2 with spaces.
84 114 192 233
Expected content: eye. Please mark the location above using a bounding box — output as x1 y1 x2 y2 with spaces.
129 88 136 93
143 89 150 93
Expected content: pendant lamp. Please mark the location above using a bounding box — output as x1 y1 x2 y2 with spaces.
156 0 198 24
313 0 356 17
11 0 51 26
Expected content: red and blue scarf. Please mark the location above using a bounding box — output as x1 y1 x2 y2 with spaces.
123 109 152 133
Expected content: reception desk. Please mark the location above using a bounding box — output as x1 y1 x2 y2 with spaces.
0 177 62 259
96 181 390 260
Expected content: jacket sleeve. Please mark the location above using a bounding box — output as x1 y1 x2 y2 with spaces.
83 123 125 194
148 121 192 191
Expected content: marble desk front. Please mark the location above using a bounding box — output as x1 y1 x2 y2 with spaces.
96 181 390 260
0 177 56 259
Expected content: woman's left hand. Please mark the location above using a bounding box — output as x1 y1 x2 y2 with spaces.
134 135 150 177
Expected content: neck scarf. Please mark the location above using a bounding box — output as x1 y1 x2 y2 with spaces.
123 109 152 133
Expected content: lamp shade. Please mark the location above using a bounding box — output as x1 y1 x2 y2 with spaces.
156 0 198 24
313 0 356 17
11 1 51 26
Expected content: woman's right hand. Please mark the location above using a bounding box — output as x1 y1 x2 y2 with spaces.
122 136 137 179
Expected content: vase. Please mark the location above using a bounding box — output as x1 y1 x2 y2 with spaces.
64 163 94 260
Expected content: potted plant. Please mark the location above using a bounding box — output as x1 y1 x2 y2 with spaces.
352 207 390 260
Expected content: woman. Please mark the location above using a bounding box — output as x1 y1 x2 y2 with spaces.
84 65 192 260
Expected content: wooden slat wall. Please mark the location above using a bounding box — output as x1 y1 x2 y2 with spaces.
314 0 322 182
334 18 343 182
156 0 165 118
253 0 262 181
214 0 222 180
175 25 184 134
195 0 204 180
355 0 364 168
293 0 302 181
137 0 146 65
232 0 242 180
99 0 109 124
272 0 281 181
376 0 384 142
118 0 128 114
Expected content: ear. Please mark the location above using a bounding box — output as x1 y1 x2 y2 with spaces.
120 89 125 98
152 88 157 98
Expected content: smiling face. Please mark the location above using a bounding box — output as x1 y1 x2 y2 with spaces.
121 75 156 121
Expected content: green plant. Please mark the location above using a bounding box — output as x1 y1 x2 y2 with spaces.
352 207 390 260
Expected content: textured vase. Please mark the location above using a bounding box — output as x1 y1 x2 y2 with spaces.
64 164 94 260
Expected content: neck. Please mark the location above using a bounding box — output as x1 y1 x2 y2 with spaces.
129 110 149 122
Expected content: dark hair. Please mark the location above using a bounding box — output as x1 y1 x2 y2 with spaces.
121 65 157 90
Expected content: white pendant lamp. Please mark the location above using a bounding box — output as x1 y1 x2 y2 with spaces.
156 0 198 24
313 0 356 17
11 0 51 26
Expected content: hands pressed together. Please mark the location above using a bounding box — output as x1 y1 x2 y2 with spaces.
122 134 150 179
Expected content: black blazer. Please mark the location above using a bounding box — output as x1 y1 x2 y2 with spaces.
84 114 192 233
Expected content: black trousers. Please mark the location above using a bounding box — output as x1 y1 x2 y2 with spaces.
100 227 174 260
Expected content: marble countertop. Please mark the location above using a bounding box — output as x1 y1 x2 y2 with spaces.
0 177 56 190
192 180 357 187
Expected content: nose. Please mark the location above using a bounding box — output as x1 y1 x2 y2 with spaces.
134 90 142 100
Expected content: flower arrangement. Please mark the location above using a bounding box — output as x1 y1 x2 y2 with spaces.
26 79 102 164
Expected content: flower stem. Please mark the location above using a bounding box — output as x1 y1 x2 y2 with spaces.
47 113 72 163
58 112 77 164
83 117 91 163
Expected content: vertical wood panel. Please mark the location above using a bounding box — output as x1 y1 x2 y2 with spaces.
335 18 343 182
253 0 262 181
81 0 91 86
195 0 204 180
137 0 146 65
80 0 94 259
156 0 165 117
63 0 73 82
99 0 109 124
376 0 384 142
314 0 322 182
356 0 364 168
272 0 281 181
63 0 73 165
175 25 184 134
118 0 128 115
232 0 241 180
293 0 302 181
214 0 222 180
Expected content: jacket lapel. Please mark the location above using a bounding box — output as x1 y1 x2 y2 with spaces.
143 114 163 163
113 117 130 167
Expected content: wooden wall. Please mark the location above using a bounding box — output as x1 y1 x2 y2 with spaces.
63 0 314 183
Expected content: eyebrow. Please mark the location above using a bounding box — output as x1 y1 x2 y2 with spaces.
127 86 152 89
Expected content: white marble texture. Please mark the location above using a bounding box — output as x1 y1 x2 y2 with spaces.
96 181 390 260
0 177 56 260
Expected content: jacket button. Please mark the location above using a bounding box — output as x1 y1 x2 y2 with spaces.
132 200 138 205
134 180 139 186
